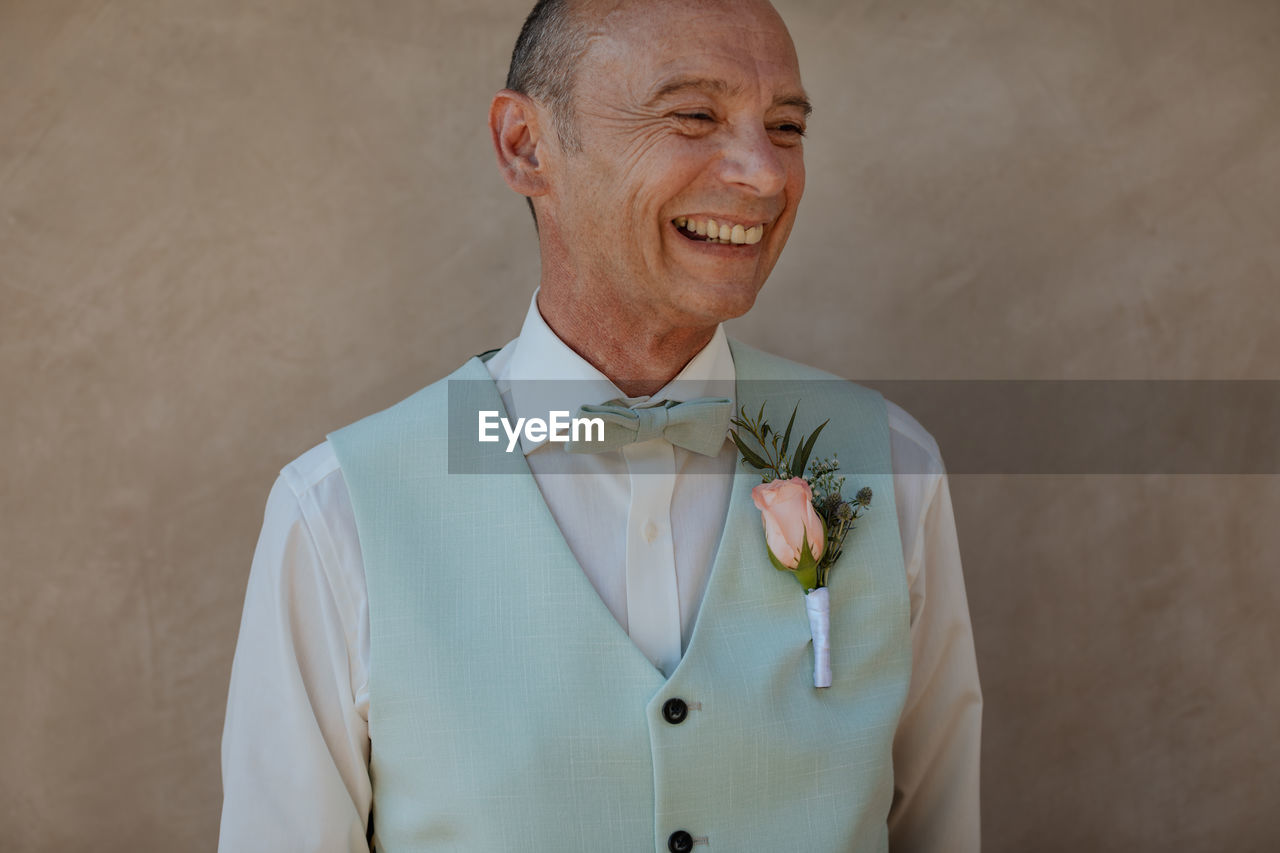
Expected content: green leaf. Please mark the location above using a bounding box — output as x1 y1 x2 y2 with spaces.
731 431 771 471
766 544 794 574
793 533 820 592
791 419 828 480
780 404 797 458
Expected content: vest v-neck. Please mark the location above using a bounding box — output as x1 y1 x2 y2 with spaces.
452 349 802 689
457 355 672 685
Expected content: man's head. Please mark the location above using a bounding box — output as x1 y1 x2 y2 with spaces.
491 0 809 334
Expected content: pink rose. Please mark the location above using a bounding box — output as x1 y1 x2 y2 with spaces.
751 477 825 569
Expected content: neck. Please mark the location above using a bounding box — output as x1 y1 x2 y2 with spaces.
535 289 717 397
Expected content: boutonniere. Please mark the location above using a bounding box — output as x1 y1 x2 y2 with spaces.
730 404 873 688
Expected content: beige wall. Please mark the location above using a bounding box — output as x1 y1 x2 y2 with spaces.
2 1 1277 850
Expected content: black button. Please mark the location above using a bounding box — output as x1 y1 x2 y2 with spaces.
668 830 694 852
662 698 689 725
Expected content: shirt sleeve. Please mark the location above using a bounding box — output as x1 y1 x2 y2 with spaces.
219 470 372 853
886 415 983 852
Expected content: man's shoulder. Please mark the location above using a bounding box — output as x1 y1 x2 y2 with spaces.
326 354 495 452
729 338 888 422
727 337 845 382
280 441 341 493
274 441 349 513
884 399 946 477
269 354 490 502
730 338 945 475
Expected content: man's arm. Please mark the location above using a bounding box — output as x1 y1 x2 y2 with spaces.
886 411 983 852
219 460 372 852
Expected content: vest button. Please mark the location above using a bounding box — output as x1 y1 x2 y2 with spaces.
667 829 694 852
661 697 689 725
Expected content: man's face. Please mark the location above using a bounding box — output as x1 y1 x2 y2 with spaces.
536 0 809 330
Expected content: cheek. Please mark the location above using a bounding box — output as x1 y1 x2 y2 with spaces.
786 150 806 205
617 127 712 193
590 119 676 185
586 147 676 228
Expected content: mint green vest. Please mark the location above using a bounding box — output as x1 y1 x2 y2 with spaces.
328 339 911 852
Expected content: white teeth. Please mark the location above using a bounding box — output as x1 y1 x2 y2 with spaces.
675 217 767 245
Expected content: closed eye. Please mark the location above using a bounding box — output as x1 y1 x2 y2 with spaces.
675 112 716 122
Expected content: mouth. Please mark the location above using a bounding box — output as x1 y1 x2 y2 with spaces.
672 216 765 246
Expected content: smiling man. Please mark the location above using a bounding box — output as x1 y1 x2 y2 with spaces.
219 1 981 851
492 0 808 392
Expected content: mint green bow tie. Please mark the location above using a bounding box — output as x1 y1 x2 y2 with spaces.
564 397 734 457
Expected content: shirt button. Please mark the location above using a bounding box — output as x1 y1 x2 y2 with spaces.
662 697 689 725
668 830 694 853
642 520 658 543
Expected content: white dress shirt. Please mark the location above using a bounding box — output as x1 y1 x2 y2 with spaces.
219 291 983 852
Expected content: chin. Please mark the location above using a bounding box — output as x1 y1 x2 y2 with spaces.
675 278 764 325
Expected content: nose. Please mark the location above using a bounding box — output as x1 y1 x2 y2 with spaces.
716 123 789 198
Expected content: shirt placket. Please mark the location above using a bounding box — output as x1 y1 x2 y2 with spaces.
621 438 681 677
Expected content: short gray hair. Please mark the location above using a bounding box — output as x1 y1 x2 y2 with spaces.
506 0 591 151
505 0 594 225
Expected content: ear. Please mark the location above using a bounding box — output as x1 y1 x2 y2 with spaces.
489 89 550 199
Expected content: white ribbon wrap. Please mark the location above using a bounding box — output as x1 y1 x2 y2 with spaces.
804 586 832 688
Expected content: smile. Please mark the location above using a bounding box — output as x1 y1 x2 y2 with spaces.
672 216 765 245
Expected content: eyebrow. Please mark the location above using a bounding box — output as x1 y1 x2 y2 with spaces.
647 76 814 118
776 94 814 118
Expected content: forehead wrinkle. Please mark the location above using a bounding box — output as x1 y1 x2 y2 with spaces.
570 0 808 129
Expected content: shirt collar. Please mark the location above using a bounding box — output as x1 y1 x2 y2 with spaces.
498 289 737 455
